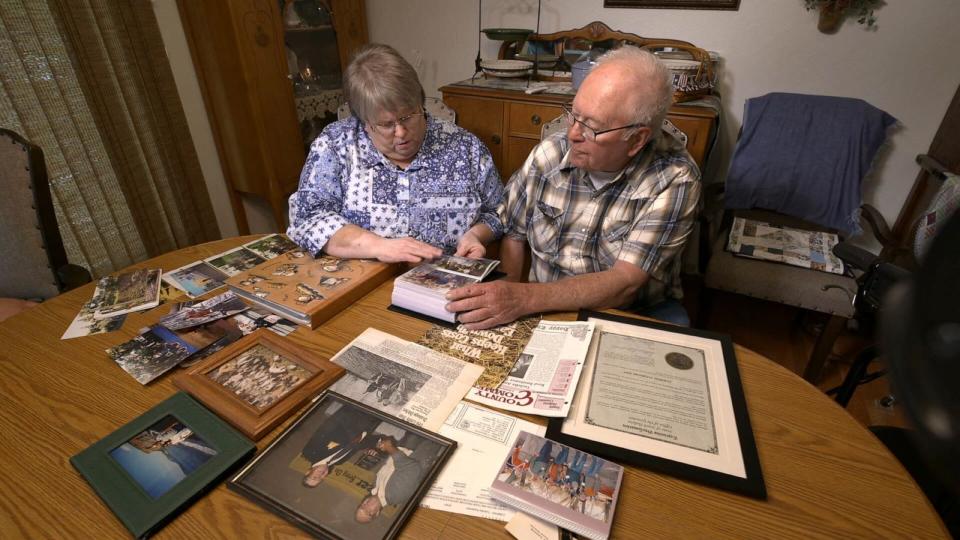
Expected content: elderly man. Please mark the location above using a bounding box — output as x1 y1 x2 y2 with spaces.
354 436 434 523
446 46 701 328
287 44 502 263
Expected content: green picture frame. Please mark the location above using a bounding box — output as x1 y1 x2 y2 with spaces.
71 392 255 538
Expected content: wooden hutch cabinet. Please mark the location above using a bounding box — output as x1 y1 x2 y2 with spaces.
443 22 719 180
178 0 367 233
440 82 718 180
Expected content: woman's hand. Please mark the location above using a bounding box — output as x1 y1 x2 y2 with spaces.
455 229 487 259
372 236 442 263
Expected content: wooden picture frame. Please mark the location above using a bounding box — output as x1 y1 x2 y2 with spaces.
174 329 345 440
229 392 457 540
604 0 740 9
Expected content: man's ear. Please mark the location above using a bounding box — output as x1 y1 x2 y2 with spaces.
626 126 653 157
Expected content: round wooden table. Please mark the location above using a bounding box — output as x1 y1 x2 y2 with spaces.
0 237 948 538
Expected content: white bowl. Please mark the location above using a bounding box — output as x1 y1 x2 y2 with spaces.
480 59 533 78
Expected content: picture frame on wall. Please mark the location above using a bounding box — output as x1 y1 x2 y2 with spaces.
173 329 345 440
229 392 457 540
604 0 740 9
70 392 255 538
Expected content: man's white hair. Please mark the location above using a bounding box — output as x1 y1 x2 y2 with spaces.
595 46 674 133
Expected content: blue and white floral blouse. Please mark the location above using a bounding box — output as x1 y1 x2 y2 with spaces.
287 114 504 255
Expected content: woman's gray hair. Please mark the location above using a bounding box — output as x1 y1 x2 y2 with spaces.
343 43 425 124
595 46 674 135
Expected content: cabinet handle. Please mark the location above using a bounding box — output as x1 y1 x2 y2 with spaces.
531 114 542 126
491 134 501 144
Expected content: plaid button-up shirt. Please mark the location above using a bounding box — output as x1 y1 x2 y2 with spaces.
499 131 701 306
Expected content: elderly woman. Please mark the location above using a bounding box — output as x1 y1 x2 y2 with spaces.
287 44 503 263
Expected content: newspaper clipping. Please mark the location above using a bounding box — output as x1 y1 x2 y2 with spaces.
328 328 483 431
468 321 595 417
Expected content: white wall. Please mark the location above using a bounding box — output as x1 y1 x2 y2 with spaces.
367 0 960 241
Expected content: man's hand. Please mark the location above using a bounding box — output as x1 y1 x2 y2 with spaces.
372 236 442 263
454 231 486 259
445 281 530 330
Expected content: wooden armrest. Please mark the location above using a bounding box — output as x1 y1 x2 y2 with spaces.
859 204 900 249
916 154 950 180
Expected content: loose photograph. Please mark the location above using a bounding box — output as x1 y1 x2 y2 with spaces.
243 234 300 260
109 415 218 499
205 247 267 277
93 268 162 318
160 291 249 331
163 261 230 298
229 393 454 540
109 325 216 384
205 343 312 410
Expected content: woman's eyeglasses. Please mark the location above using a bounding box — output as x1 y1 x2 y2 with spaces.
370 109 425 135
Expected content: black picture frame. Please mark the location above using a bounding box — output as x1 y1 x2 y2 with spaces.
546 310 766 499
229 391 457 539
70 392 256 538
604 0 740 9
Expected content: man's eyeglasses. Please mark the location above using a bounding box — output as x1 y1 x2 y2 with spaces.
561 105 643 142
370 109 424 135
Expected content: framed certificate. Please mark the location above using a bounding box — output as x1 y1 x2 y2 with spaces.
546 311 765 499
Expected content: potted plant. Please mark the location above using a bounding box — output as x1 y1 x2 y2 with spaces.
803 0 881 33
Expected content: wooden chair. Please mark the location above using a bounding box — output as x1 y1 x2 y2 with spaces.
0 129 91 319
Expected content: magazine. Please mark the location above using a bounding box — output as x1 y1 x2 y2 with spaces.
417 317 540 389
91 268 162 319
391 255 499 323
225 250 394 328
467 321 595 418
490 431 623 540
726 216 844 274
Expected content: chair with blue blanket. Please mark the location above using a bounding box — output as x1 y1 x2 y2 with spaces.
697 93 897 383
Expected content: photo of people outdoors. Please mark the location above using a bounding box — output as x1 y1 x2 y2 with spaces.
396 265 475 293
243 234 299 260
496 432 621 525
206 343 312 410
430 255 497 278
109 415 217 499
230 395 451 540
328 346 430 415
205 247 266 277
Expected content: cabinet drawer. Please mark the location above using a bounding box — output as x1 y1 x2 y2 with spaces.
508 103 563 138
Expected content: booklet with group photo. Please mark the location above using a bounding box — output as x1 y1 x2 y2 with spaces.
390 255 499 323
490 431 623 540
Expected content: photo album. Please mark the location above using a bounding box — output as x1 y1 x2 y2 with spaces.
390 255 499 323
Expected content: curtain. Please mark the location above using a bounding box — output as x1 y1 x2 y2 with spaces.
51 0 220 258
0 0 219 277
0 0 145 277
